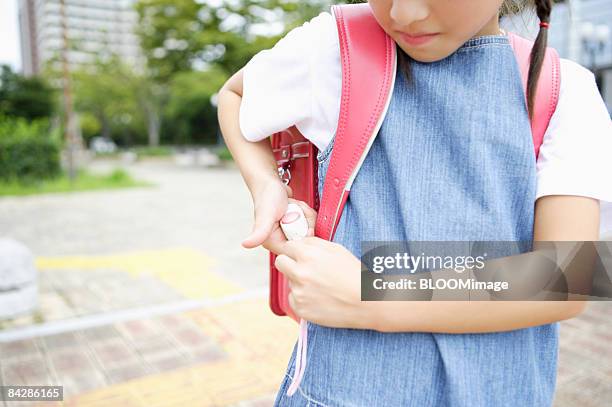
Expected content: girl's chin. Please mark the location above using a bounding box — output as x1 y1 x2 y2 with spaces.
397 45 456 64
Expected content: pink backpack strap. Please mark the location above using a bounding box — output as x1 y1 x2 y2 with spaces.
507 32 561 159
286 3 396 397
314 3 397 242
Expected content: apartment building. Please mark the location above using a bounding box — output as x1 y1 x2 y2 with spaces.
18 0 142 76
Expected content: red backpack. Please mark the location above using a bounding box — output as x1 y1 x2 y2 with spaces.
269 2 561 322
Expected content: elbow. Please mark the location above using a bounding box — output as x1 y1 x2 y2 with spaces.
560 300 588 321
219 67 244 98
218 80 232 96
216 88 227 112
215 88 234 124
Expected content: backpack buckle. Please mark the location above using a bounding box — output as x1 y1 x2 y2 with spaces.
278 163 292 185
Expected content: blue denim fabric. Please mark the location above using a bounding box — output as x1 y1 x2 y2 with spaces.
274 35 558 407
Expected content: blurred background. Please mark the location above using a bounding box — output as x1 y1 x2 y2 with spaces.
0 0 610 406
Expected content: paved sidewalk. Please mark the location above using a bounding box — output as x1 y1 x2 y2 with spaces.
0 158 610 406
554 302 612 407
0 248 237 331
1 294 610 406
0 296 295 406
0 158 296 406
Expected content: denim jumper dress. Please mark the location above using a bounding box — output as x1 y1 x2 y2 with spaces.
274 34 558 407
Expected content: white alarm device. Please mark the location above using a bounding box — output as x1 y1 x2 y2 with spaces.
280 203 309 241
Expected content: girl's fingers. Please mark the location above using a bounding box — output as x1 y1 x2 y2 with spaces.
287 277 294 291
262 226 287 255
288 292 298 315
274 253 299 282
242 211 276 248
245 198 316 250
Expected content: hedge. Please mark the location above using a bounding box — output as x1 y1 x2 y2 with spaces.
0 118 61 182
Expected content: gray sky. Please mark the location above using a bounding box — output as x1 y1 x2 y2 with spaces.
0 0 21 71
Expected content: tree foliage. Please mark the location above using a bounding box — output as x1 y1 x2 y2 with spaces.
163 68 227 144
0 65 55 121
70 56 146 145
135 0 333 81
130 0 334 145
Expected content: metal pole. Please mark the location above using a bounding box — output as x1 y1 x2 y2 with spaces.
60 0 77 182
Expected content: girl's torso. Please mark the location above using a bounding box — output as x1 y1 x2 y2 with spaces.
275 34 558 407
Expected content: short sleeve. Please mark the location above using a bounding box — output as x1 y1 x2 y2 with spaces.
535 58 612 237
239 11 340 152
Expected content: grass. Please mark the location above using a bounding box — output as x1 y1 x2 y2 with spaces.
91 145 174 159
0 168 153 197
94 145 234 161
131 145 174 157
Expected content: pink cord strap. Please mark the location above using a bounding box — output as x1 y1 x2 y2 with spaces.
286 318 308 396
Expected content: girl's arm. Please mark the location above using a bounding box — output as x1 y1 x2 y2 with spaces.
368 195 598 333
217 69 283 205
217 69 318 252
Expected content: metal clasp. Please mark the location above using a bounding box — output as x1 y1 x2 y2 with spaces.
278 163 291 185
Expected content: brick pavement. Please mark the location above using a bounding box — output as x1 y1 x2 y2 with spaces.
0 298 610 406
0 159 610 406
553 302 612 407
0 297 296 406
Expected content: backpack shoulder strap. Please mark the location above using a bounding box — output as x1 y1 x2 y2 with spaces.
314 10 560 242
507 31 561 159
314 2 396 241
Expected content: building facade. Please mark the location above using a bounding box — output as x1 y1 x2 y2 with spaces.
18 0 142 76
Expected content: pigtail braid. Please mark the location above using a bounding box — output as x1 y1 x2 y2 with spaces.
526 0 552 120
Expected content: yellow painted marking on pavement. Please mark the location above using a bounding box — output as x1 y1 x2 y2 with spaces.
35 248 241 299
64 298 298 407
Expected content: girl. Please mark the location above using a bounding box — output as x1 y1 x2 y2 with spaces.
217 0 612 406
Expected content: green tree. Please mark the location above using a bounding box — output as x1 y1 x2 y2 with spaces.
0 65 55 121
135 0 333 81
71 56 146 146
133 0 334 145
164 68 227 144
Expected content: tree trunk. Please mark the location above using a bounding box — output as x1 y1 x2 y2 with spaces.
147 107 160 147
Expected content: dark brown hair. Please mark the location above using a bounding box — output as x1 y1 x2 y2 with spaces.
397 0 552 120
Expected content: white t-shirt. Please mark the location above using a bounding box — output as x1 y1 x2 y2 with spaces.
239 11 612 237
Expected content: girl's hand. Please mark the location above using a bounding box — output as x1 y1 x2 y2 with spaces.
241 179 317 253
274 237 373 329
